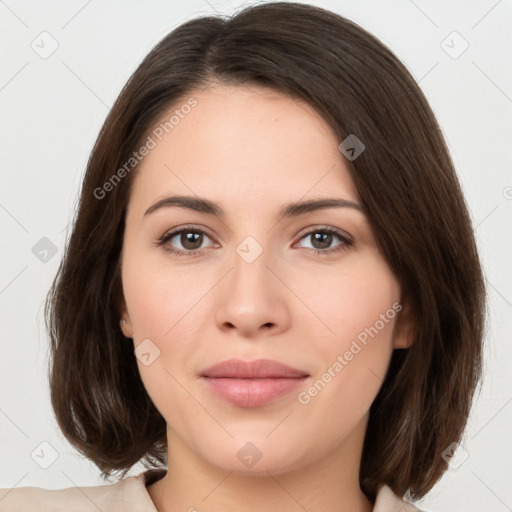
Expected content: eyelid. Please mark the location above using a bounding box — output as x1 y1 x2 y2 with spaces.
161 223 218 240
293 224 353 244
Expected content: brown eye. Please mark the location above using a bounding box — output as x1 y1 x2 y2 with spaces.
295 227 352 255
156 226 215 257
310 231 334 250
156 225 352 258
177 231 204 250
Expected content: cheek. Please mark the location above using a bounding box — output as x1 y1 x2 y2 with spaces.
121 251 200 388
122 259 203 422
294 252 399 413
120 240 225 383
293 250 400 353
122 246 209 341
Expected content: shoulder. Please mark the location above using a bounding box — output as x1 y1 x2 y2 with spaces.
0 479 126 512
374 484 429 512
0 469 165 512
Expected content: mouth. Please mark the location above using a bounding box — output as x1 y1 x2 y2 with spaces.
199 358 310 408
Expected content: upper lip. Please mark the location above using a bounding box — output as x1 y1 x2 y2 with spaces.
200 358 309 379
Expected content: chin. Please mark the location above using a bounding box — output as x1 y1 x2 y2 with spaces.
193 434 313 476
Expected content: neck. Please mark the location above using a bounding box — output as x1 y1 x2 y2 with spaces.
148 416 373 512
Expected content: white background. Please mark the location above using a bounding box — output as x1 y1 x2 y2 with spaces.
0 1 511 511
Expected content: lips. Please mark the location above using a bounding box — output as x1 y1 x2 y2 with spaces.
200 358 309 379
199 358 310 408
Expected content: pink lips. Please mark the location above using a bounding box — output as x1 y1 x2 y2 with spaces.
200 358 309 408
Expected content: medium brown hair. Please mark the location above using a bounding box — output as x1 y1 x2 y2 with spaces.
45 1 486 502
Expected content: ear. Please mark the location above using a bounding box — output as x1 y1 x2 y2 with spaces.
113 253 133 339
118 297 134 339
392 298 416 349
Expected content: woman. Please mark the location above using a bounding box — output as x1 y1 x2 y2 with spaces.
0 2 485 511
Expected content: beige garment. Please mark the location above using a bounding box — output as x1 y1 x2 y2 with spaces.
0 468 423 511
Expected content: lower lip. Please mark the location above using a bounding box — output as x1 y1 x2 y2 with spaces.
201 377 308 407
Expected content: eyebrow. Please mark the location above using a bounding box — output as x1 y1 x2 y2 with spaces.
143 195 365 220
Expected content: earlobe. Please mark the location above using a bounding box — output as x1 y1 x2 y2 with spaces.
118 296 133 338
392 299 416 349
119 317 133 338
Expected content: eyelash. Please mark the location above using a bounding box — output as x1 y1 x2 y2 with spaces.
155 224 353 258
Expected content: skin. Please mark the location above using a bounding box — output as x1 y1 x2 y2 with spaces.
119 83 415 512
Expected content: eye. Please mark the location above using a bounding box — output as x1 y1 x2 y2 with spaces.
155 225 352 258
155 225 216 257
294 226 352 255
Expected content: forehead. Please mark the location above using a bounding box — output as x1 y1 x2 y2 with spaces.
128 84 359 214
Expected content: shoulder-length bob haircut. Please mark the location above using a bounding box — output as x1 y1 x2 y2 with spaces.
45 1 486 503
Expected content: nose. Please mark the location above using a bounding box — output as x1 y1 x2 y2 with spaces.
214 244 290 339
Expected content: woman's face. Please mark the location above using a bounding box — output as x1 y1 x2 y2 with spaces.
119 83 413 475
